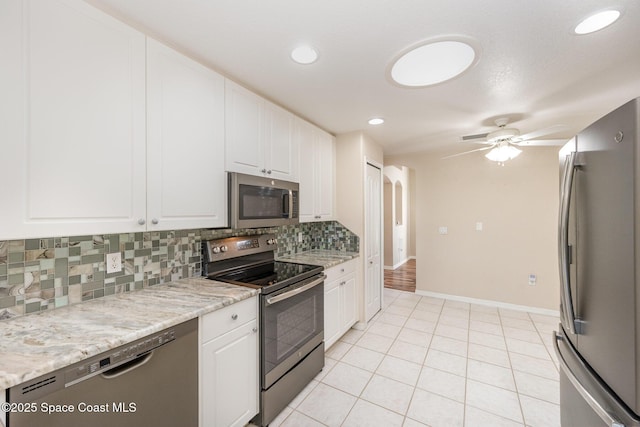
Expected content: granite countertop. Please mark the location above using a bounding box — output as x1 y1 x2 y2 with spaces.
278 249 359 269
0 277 258 390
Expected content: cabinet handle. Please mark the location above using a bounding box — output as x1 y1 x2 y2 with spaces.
340 281 346 286
315 215 321 219
231 314 238 320
137 219 146 225
151 218 159 225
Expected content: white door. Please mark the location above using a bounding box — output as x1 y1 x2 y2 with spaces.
365 162 383 321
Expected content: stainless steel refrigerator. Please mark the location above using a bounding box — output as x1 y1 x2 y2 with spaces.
555 97 640 427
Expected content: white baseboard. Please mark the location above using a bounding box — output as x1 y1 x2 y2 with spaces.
414 289 559 317
383 257 412 270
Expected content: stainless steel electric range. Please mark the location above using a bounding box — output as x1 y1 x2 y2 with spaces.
203 234 325 426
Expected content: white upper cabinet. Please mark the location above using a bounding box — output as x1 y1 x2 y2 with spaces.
225 79 298 181
1 0 146 239
146 38 227 230
298 119 335 222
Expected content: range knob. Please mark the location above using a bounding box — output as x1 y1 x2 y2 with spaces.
220 245 228 253
267 238 277 245
211 246 221 254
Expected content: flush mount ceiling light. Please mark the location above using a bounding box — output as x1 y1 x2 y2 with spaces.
575 10 621 34
290 45 318 64
390 39 476 87
368 117 385 125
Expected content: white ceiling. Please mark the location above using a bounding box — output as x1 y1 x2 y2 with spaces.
87 0 640 155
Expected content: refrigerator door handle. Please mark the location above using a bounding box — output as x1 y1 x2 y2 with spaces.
558 151 583 335
554 331 626 427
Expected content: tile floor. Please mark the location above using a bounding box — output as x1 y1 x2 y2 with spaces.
269 288 561 427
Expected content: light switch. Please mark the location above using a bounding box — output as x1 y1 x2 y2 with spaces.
438 226 448 235
476 222 483 231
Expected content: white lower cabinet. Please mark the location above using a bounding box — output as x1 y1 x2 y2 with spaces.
200 296 259 427
324 260 357 349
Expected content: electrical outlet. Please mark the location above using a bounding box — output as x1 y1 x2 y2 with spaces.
106 252 122 274
528 273 537 286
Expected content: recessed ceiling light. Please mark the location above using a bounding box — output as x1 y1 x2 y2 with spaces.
575 10 621 34
291 45 318 65
368 118 385 125
390 40 476 87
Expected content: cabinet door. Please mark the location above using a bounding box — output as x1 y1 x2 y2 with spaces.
225 80 264 176
341 274 357 331
264 101 297 181
146 38 227 230
324 280 342 349
316 131 335 220
201 320 258 427
297 119 317 222
1 0 146 239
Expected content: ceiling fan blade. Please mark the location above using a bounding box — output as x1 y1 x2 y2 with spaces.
461 132 489 142
511 138 570 146
442 145 494 159
517 124 569 141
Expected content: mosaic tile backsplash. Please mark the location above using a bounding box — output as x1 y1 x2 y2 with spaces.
0 221 358 320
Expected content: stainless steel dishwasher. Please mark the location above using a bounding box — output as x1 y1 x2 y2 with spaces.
5 318 197 427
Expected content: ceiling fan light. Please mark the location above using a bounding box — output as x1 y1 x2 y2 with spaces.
485 145 522 162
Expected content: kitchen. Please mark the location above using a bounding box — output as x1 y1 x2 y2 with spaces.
2 0 640 426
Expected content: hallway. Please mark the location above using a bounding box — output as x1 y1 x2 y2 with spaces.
384 259 416 293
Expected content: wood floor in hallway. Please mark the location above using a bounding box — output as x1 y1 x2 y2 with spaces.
384 258 416 292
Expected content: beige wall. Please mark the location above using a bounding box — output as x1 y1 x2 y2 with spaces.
336 131 384 322
386 146 560 311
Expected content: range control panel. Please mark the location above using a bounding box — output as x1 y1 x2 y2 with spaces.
64 329 176 386
205 233 278 262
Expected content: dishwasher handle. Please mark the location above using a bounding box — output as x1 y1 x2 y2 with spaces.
101 351 154 380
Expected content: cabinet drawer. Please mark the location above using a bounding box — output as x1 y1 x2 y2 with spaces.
324 259 356 283
201 296 257 343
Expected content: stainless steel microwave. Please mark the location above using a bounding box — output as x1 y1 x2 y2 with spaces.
229 172 299 229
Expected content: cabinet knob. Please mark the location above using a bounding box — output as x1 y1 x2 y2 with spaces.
252 327 258 333
151 218 159 225
267 170 272 174
138 219 146 225
231 314 238 320
261 168 267 173
340 281 346 286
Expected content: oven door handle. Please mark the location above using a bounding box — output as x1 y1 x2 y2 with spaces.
265 274 326 306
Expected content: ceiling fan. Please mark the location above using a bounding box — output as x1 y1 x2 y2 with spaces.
445 118 568 164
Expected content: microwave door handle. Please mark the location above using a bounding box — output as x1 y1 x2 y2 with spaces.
282 190 293 218
559 151 580 335
282 191 289 217
288 189 294 218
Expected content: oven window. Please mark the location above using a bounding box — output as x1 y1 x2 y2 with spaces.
239 185 286 219
262 282 324 377
275 296 316 359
